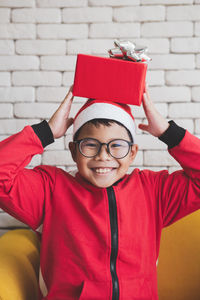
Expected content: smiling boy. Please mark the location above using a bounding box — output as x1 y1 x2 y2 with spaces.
0 85 200 300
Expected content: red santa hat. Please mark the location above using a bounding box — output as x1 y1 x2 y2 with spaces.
73 99 136 142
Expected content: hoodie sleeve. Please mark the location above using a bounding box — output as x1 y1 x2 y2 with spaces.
0 124 56 230
154 123 200 228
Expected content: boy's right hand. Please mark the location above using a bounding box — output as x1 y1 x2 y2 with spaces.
48 85 74 139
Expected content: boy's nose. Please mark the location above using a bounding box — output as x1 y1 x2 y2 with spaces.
95 144 111 160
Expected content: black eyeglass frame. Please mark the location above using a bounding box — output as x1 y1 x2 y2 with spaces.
74 138 134 159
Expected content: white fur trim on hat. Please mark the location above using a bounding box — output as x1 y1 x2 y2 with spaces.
73 102 136 142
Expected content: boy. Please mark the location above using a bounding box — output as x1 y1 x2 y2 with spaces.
0 85 200 300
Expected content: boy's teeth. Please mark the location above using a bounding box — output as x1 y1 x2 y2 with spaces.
94 168 113 174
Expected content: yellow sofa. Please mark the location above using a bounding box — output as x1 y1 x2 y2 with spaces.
157 209 200 300
0 210 200 300
0 229 40 300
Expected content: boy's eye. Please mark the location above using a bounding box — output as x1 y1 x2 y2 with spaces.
82 140 98 148
85 143 97 148
111 143 122 148
110 140 126 148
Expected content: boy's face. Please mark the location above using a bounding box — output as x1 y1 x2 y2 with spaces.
69 122 138 188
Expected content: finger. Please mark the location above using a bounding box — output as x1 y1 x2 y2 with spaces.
66 117 74 130
138 123 149 132
142 93 150 115
144 82 148 93
142 92 156 117
62 89 74 109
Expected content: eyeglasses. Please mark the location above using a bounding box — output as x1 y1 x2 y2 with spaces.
74 138 133 159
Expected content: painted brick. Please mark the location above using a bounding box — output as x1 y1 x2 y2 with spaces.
0 40 14 55
195 119 200 134
149 54 195 70
28 154 42 167
0 87 35 102
155 103 168 117
65 166 78 173
171 38 200 53
131 106 145 119
89 0 139 5
195 22 200 36
67 39 114 55
68 38 170 55
146 70 165 86
0 73 11 86
169 103 200 118
46 137 65 150
167 5 200 21
68 102 83 119
0 56 39 71
135 38 170 54
36 0 87 7
0 24 36 39
62 72 74 86
131 150 143 166
62 7 112 23
65 134 73 149
174 119 194 133
149 86 191 102
144 150 178 166
16 40 66 55
141 22 193 37
40 55 77 71
36 87 68 102
135 119 143 135
113 6 165 22
12 8 61 23
65 123 73 135
12 71 62 86
0 135 9 142
136 134 166 150
0 0 34 7
90 23 140 38
37 24 88 39
0 213 27 228
14 103 58 118
141 0 192 4
196 54 200 68
168 166 182 173
0 9 10 23
192 87 200 101
0 119 40 134
131 103 168 119
0 104 13 118
166 70 200 85
42 150 74 166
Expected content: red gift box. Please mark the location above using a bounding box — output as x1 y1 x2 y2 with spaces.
73 54 147 106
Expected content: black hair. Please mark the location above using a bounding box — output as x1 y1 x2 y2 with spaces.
73 118 133 143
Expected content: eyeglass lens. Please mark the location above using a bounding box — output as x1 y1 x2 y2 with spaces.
79 139 130 158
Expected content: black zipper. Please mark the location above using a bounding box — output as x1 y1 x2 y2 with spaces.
107 186 119 300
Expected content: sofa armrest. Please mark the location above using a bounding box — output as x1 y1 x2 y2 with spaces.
0 229 40 300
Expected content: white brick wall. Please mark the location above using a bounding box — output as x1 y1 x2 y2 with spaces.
12 8 61 23
16 40 66 55
0 1 200 231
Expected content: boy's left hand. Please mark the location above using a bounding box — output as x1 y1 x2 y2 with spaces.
138 84 169 137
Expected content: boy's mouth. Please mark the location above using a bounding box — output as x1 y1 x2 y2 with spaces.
91 167 116 174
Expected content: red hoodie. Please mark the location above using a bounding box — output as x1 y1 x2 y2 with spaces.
0 122 200 300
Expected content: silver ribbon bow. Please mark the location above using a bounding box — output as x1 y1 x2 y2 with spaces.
108 39 151 63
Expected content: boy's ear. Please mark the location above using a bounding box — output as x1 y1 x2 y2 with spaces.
129 144 138 164
69 142 77 162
